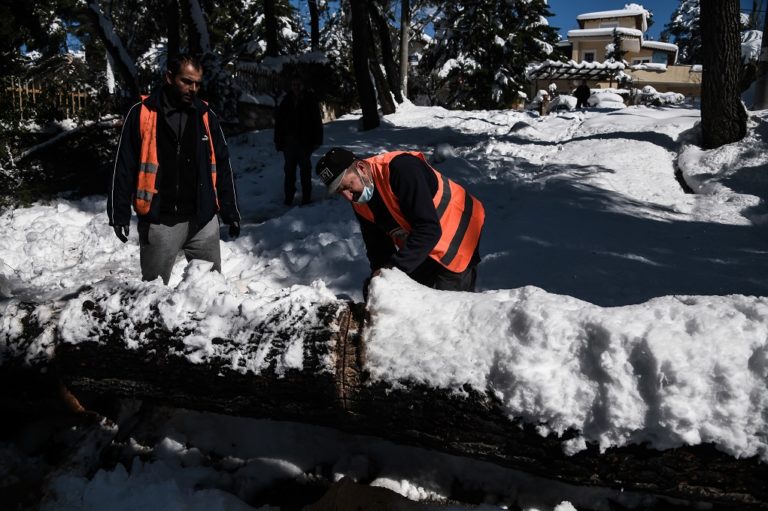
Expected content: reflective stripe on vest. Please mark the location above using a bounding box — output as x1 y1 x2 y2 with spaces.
135 96 218 215
352 151 485 273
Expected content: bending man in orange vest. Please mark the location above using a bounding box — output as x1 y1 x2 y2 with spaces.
316 147 485 294
107 54 241 284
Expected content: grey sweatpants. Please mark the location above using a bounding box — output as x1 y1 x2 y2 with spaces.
138 215 221 284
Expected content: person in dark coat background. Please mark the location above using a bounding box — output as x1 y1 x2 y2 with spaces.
574 80 591 109
274 75 323 206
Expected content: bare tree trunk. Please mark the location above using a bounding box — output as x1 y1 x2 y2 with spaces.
368 1 403 103
369 61 396 115
350 0 380 130
180 0 212 55
308 0 320 52
264 0 279 57
366 9 396 114
166 0 181 58
701 0 747 148
399 0 410 100
85 0 140 99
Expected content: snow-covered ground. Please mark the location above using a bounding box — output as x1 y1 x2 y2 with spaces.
3 102 768 510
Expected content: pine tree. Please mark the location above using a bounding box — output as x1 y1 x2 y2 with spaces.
420 0 559 109
662 0 702 64
605 28 627 63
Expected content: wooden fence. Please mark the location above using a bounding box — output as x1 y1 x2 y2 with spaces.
4 77 90 119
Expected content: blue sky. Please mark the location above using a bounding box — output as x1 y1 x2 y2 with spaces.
547 0 760 41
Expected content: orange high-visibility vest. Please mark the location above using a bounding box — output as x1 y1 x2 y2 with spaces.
135 96 218 215
352 151 485 273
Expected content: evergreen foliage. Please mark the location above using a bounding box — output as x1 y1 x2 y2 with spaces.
662 0 702 64
419 0 560 109
318 2 356 106
605 29 627 63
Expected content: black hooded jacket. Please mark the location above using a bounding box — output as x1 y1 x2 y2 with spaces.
107 87 240 227
273 91 323 151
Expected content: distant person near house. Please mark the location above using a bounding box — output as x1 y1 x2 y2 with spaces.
574 80 591 109
107 53 241 285
274 75 323 206
316 147 485 297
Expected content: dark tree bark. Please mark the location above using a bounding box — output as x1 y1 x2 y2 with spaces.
366 13 396 115
264 0 279 57
308 0 320 52
350 0 380 130
85 0 140 99
398 0 410 100
368 0 403 104
179 0 197 54
700 0 747 148
180 0 212 56
165 0 181 58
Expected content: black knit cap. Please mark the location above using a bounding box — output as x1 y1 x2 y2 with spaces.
316 147 356 192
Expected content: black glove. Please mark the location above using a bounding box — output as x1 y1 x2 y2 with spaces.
228 221 240 239
113 224 129 243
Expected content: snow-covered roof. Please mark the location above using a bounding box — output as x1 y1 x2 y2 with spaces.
577 9 647 20
567 27 643 39
577 8 648 32
641 41 678 52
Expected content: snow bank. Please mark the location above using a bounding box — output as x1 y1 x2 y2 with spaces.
587 91 625 109
365 269 768 461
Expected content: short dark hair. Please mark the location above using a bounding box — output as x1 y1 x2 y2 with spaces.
166 53 203 75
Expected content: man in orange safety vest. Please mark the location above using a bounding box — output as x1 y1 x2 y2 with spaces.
107 54 241 284
316 147 484 295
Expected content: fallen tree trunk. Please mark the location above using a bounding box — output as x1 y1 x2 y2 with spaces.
50 301 768 510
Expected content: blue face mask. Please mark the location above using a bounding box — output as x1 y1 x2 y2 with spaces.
353 165 374 203
356 184 374 203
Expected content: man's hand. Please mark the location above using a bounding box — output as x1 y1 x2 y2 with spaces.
363 266 391 301
113 224 129 243
228 221 240 239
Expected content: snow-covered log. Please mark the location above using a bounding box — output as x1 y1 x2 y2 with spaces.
2 268 766 508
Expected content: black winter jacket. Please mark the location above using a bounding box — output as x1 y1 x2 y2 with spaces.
354 154 481 279
107 88 240 227
273 91 323 150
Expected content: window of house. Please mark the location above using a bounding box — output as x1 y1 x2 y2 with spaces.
652 51 668 65
600 21 619 28
583 51 596 63
632 57 651 65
